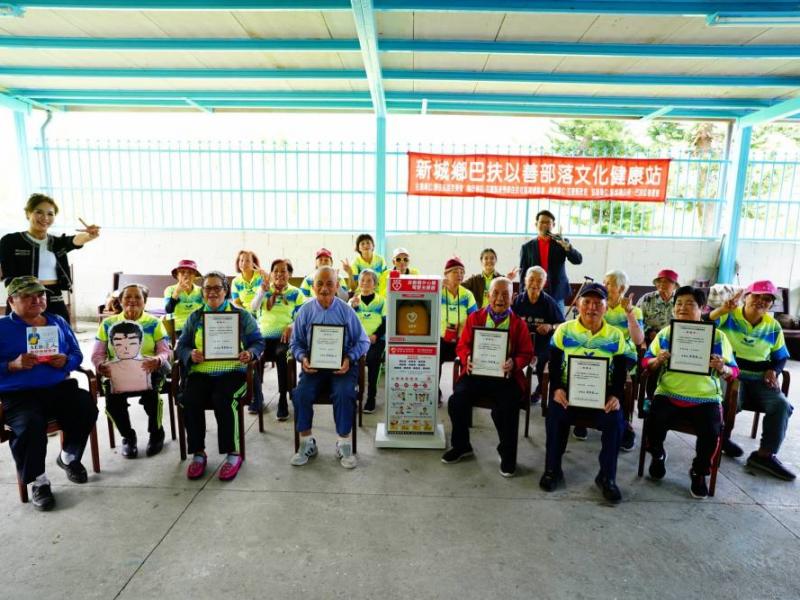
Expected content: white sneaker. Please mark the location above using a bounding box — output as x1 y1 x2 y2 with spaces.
290 437 318 466
336 441 357 469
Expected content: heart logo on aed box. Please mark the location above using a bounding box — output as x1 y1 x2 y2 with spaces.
406 313 418 323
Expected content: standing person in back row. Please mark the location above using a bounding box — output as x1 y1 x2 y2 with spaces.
518 210 582 316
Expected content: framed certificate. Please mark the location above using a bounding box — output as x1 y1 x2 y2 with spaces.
668 319 715 375
470 327 509 378
567 355 608 409
309 324 346 370
203 312 240 360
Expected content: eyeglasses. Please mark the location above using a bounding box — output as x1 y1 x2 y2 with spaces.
203 285 224 293
395 257 410 263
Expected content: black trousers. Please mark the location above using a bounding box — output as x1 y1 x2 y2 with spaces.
104 374 164 438
448 375 522 467
262 338 290 394
365 339 385 402
182 371 246 455
1 379 98 484
645 395 723 476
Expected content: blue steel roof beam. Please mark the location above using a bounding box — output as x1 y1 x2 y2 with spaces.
9 88 775 110
738 95 800 127
3 66 800 88
394 102 749 119
351 0 386 117
0 36 362 52
10 1 800 16
12 1 351 10
184 97 211 113
381 39 800 60
4 36 800 60
0 91 31 112
33 98 375 110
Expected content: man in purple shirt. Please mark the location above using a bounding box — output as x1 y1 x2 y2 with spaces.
290 267 370 469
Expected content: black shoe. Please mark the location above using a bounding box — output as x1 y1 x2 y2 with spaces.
595 473 622 504
121 432 138 459
746 451 797 481
146 429 165 457
620 427 636 453
56 455 88 484
648 450 668 480
248 403 262 415
31 483 55 511
572 426 588 441
689 469 708 499
722 439 744 458
499 458 516 478
276 399 290 422
539 470 563 492
363 398 376 414
441 446 474 464
530 393 541 405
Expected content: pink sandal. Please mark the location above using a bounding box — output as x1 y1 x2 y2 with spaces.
186 454 207 480
219 455 243 481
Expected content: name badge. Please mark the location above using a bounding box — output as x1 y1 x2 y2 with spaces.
15 249 31 256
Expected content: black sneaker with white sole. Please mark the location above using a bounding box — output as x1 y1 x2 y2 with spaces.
572 426 588 441
441 446 474 464
689 469 708 499
31 483 55 511
649 450 667 480
746 451 797 481
620 427 636 452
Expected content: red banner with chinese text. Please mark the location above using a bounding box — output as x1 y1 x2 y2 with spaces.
407 152 670 202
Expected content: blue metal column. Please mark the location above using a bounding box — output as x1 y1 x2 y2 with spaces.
717 123 752 284
375 114 386 256
13 110 32 196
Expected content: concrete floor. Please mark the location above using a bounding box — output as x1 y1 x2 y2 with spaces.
2 321 800 599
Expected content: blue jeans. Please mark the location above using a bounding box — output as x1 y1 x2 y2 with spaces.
738 378 793 454
292 363 359 436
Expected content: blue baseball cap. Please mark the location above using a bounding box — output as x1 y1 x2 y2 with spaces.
578 283 608 300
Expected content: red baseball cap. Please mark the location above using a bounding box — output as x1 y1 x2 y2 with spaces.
653 269 679 285
315 247 333 260
444 256 465 272
745 280 778 300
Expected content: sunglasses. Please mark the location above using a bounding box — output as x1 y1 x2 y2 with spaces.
394 257 410 263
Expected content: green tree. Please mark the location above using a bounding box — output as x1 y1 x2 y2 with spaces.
548 119 650 235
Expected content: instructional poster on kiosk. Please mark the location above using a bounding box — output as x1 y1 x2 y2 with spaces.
386 345 438 434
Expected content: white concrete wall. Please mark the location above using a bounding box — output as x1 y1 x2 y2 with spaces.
1 228 793 317
57 231 727 317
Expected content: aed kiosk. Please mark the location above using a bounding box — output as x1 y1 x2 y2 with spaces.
375 274 446 449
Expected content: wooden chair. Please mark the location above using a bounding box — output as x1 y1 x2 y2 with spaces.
636 370 739 497
174 359 259 461
1 368 101 503
740 370 791 439
287 356 365 454
451 358 533 439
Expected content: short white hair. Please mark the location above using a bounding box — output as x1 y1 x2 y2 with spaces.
490 277 512 292
525 266 547 280
604 269 629 294
314 266 337 282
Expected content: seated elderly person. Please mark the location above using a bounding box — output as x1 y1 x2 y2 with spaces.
349 268 386 414
709 280 794 480
300 248 350 300
378 247 419 298
441 277 533 477
251 258 306 420
164 259 203 331
177 271 264 482
0 276 98 511
91 283 171 459
540 283 635 503
637 268 679 344
643 286 738 499
601 269 645 452
512 266 564 404
439 257 478 401
289 266 370 469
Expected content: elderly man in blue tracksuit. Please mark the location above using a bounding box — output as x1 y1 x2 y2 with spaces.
289 266 369 469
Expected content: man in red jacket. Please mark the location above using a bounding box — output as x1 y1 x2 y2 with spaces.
441 277 534 477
